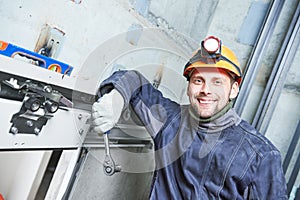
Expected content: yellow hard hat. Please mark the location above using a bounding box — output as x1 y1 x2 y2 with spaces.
183 36 242 84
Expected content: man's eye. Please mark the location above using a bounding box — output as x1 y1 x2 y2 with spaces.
214 80 222 85
194 79 203 84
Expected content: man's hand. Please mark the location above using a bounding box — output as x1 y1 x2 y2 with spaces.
91 89 124 133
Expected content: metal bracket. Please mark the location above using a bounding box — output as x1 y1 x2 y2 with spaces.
3 78 72 135
35 25 65 58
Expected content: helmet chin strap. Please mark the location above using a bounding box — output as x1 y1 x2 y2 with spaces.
198 101 233 123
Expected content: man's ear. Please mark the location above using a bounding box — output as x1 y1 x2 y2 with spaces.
187 79 194 97
229 82 239 99
186 84 190 97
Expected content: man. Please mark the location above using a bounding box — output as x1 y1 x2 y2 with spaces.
91 36 288 199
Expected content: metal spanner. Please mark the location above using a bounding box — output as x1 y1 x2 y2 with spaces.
103 131 121 176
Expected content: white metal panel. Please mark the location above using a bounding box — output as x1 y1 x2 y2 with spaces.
0 98 90 149
0 54 95 94
0 151 52 200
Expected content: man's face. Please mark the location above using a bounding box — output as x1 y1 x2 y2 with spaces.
187 67 239 118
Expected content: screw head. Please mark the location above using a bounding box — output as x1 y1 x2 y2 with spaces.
10 127 18 134
105 167 112 173
26 120 33 127
34 127 40 135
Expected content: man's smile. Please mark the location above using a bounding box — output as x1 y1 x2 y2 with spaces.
197 97 216 105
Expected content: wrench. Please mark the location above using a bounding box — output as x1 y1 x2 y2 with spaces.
103 131 121 176
94 89 122 176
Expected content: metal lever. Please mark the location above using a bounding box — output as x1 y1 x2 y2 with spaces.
103 131 121 176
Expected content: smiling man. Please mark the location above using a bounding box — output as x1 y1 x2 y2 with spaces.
187 68 239 119
91 36 288 199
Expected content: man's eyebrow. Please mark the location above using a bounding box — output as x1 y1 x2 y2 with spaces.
191 75 203 80
212 76 225 79
192 75 224 79
191 74 203 78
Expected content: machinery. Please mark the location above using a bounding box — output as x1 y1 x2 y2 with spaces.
0 43 90 149
0 35 169 199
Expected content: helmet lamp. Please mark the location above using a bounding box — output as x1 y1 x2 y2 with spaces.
203 36 221 53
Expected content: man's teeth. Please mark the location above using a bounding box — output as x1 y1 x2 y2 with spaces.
199 99 213 104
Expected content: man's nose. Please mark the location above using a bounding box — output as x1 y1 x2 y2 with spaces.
200 83 211 94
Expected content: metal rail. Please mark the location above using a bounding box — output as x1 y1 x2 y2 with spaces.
234 0 285 115
287 151 300 197
283 120 300 174
252 1 300 133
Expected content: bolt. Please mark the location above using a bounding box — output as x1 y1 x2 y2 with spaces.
79 129 84 135
26 120 33 127
105 167 112 173
44 85 52 93
34 127 40 135
11 127 18 134
78 114 82 120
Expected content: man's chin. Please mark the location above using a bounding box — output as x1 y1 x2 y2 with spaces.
198 109 214 118
199 113 213 119
189 105 214 119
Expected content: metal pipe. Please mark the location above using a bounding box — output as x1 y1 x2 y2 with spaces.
252 2 300 133
287 151 300 196
234 0 285 115
282 120 300 174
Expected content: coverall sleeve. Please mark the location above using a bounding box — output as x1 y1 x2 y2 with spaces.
98 70 180 138
248 151 288 200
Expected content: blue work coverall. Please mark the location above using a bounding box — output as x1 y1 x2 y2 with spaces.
98 70 288 200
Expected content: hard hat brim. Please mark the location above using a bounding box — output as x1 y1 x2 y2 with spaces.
183 61 242 84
